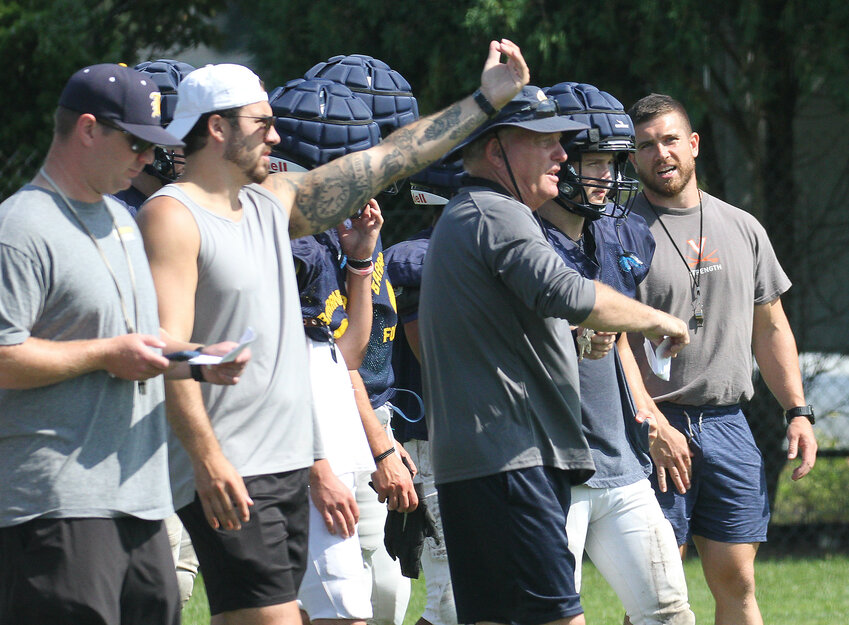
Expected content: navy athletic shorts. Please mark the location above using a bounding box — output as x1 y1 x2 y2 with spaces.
0 516 179 625
437 466 583 625
178 468 310 615
651 403 770 545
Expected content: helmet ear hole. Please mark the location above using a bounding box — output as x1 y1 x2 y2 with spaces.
545 81 639 221
269 78 381 172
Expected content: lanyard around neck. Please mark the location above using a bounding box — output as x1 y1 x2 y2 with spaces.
644 190 705 328
40 168 140 336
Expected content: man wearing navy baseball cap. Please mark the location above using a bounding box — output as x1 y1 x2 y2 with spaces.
418 86 692 625
0 63 247 625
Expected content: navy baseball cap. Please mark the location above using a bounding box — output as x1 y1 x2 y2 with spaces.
445 85 589 161
59 63 184 148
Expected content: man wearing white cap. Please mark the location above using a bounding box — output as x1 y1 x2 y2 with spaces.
0 63 248 625
137 40 530 625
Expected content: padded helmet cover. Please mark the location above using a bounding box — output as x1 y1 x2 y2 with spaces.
269 78 381 171
305 54 419 137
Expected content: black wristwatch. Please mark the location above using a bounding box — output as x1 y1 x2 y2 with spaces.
784 405 815 425
190 363 207 383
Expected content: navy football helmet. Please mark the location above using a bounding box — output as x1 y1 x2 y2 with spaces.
268 78 381 174
544 82 638 220
134 59 195 182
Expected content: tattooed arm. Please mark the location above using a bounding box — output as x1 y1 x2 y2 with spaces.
261 39 530 238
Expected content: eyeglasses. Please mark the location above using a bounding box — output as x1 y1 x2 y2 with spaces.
233 115 276 135
96 118 155 154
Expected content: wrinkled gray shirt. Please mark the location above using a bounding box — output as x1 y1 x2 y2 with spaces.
420 182 596 485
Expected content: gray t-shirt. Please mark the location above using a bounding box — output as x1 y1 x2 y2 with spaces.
419 181 597 485
0 185 172 527
149 184 321 508
629 191 791 405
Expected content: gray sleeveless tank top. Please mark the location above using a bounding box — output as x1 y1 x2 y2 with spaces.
149 183 319 508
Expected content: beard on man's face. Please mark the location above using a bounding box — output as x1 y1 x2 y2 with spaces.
224 132 269 184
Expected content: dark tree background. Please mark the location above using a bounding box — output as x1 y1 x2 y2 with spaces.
4 0 849 514
0 0 226 160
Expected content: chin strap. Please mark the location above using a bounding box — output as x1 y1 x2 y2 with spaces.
494 130 525 206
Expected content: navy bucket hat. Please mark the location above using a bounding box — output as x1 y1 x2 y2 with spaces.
445 85 589 162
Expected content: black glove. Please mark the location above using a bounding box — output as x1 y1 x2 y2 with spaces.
383 481 438 578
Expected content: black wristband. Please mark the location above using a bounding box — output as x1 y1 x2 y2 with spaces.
347 257 373 270
785 405 815 425
374 447 396 463
190 363 206 383
473 88 498 118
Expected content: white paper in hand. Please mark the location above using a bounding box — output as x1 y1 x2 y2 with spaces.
188 327 256 365
643 337 672 381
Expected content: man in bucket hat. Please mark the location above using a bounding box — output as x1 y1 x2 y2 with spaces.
0 63 248 625
418 86 691 625
137 40 531 625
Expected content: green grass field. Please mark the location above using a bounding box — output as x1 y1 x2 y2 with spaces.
183 553 849 624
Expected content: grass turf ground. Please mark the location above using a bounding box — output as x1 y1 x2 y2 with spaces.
183 553 849 624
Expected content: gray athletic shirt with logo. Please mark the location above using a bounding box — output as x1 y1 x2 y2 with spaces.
0 186 172 527
629 192 791 406
149 184 321 509
420 183 597 485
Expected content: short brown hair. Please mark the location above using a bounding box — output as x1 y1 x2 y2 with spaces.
627 94 692 133
53 106 82 139
182 107 241 157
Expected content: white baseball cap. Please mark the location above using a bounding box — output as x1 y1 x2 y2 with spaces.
166 64 268 140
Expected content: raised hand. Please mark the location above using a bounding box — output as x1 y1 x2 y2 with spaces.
338 198 383 261
479 39 530 109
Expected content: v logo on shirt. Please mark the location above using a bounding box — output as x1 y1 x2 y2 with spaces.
686 237 719 268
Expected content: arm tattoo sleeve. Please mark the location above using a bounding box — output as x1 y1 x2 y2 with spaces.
291 97 486 237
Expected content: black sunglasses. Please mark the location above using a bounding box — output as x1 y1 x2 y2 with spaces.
233 115 276 135
513 97 559 120
96 118 155 154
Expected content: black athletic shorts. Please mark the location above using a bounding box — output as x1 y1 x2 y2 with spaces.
0 516 179 625
437 466 583 625
178 467 310 615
